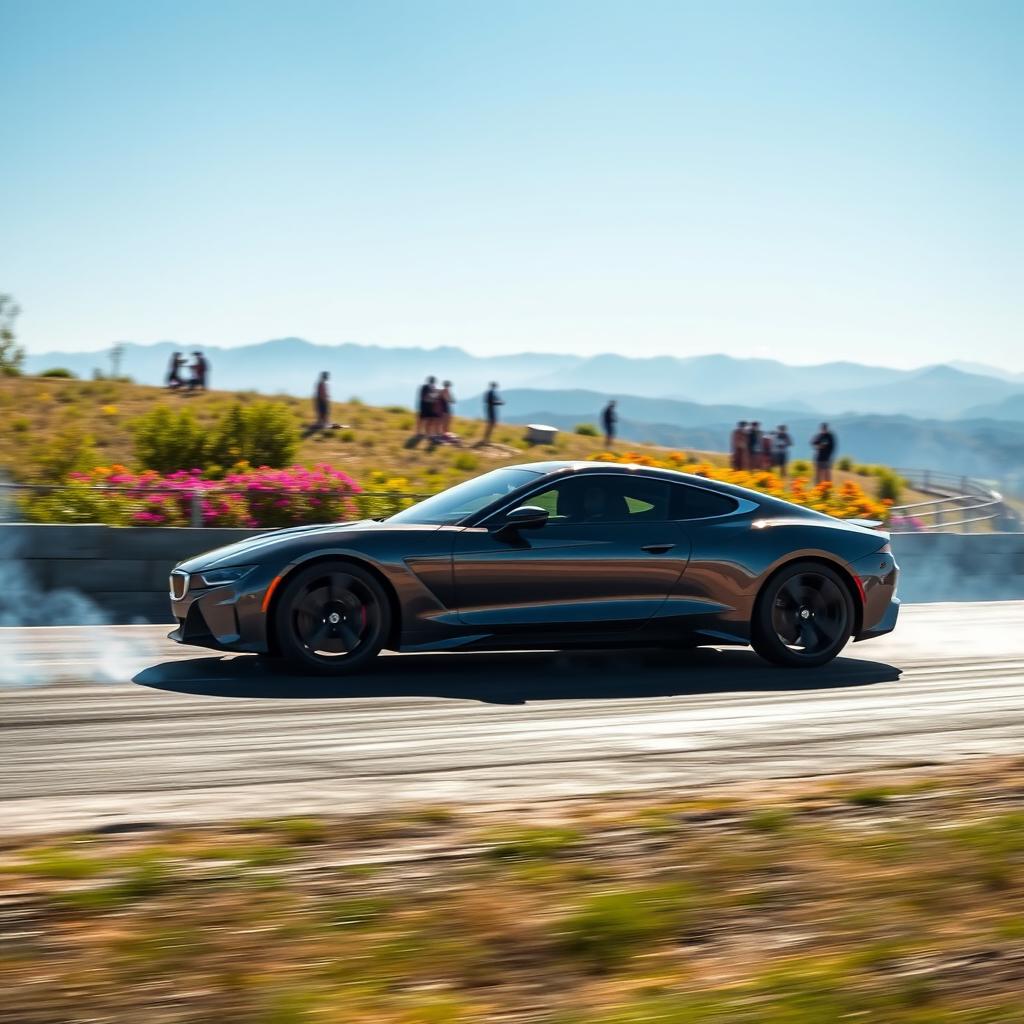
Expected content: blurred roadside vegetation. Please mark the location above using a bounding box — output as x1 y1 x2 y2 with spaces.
1 759 1022 1022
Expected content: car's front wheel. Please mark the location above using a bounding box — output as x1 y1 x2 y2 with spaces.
751 561 854 668
272 561 391 675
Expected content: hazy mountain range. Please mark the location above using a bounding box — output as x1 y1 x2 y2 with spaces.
24 338 1024 421
23 339 1024 491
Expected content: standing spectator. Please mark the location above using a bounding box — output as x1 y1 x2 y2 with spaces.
438 380 455 436
313 371 331 430
601 400 618 448
760 431 774 470
188 350 208 391
165 351 185 389
416 376 438 437
730 421 748 470
747 421 762 469
773 424 793 476
483 381 503 443
811 422 837 484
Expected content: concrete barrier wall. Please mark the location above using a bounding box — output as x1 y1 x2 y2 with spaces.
2 524 1023 625
1 524 264 625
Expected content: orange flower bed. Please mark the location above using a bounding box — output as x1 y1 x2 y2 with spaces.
591 451 892 522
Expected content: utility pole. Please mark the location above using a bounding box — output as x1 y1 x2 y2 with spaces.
110 343 124 380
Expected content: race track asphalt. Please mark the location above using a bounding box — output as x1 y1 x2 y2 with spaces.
2 602 1022 834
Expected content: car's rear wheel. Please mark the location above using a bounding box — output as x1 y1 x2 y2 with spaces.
751 561 853 668
273 561 390 675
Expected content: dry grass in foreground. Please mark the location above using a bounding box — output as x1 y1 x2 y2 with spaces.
2 759 1023 1023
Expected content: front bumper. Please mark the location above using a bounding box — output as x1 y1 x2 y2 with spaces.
168 568 275 654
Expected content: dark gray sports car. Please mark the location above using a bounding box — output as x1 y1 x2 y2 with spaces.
169 461 899 673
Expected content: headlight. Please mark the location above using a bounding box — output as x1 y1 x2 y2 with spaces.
198 565 256 587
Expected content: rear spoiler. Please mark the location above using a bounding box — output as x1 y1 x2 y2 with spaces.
846 518 886 531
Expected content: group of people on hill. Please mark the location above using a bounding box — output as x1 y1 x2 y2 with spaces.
165 351 209 391
413 377 505 444
730 420 836 484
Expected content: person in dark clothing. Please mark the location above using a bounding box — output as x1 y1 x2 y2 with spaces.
601 400 618 448
416 376 438 437
747 421 762 463
812 422 837 484
188 351 208 391
773 424 793 476
166 351 185 389
314 371 330 430
438 380 454 435
730 421 748 470
483 382 503 443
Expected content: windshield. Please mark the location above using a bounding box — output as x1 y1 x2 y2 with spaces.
387 467 542 526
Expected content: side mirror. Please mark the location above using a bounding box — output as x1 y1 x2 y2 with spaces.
494 505 549 540
505 505 549 529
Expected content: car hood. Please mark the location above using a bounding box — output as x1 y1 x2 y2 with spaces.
177 519 441 571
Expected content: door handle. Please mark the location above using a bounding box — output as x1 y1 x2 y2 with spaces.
641 543 675 554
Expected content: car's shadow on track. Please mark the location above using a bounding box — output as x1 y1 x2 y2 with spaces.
133 648 901 705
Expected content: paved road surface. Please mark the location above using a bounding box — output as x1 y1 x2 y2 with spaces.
2 602 1022 834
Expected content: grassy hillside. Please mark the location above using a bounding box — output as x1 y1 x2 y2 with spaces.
0 376 922 506
0 376 720 489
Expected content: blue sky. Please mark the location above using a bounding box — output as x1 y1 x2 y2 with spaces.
3 0 1021 369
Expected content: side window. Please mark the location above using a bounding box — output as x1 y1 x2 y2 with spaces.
669 484 738 521
533 476 670 524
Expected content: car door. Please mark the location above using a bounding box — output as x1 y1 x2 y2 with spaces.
452 473 691 633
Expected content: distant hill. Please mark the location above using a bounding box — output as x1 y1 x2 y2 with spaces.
23 339 578 408
487 388 806 431
23 338 1024 422
524 352 906 405
809 365 1022 419
960 393 1024 421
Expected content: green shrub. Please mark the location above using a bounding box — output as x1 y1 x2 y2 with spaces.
453 452 479 472
132 401 299 473
132 406 210 473
38 367 77 379
791 459 811 476
207 401 299 469
847 787 892 807
560 883 695 969
20 481 133 525
30 425 100 482
575 423 600 437
836 456 853 472
874 471 903 503
483 826 581 861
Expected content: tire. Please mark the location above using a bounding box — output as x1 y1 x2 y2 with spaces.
751 561 854 668
272 560 391 676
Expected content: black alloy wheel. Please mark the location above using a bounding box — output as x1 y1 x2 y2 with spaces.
752 561 854 668
273 561 391 675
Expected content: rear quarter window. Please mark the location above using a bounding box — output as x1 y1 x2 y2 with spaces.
670 484 739 521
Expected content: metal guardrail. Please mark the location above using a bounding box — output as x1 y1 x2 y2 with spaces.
889 468 1012 533
0 481 430 528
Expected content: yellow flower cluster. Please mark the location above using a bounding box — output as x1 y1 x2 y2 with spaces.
591 451 892 522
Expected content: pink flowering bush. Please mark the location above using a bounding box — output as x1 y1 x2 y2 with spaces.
24 463 362 528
